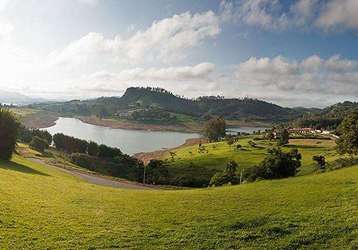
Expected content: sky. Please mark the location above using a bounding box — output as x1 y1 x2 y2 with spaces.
0 0 358 107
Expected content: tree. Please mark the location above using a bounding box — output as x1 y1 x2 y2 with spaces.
225 160 238 177
313 155 326 170
98 144 122 158
30 136 49 153
0 109 19 160
277 128 289 146
336 110 358 155
204 117 226 142
32 129 52 144
209 160 240 187
244 148 301 181
87 141 99 156
145 160 169 184
226 136 235 148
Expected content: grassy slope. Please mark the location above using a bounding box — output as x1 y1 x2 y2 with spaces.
1 154 358 248
161 138 339 183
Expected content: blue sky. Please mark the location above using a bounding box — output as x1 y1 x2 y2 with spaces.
0 0 357 107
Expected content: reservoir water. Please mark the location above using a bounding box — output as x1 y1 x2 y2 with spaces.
44 117 266 155
44 117 200 155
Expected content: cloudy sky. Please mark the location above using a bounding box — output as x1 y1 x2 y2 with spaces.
0 0 358 107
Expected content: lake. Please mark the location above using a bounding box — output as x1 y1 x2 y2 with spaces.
44 117 200 155
44 117 266 155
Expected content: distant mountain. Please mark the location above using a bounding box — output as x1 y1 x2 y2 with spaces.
0 90 47 105
33 87 308 123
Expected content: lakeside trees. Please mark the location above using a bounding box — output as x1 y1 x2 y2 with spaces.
204 117 226 142
0 109 19 160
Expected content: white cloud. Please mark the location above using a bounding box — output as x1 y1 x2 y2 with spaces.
76 0 100 7
234 55 358 100
49 11 220 67
220 0 289 30
316 0 358 30
221 0 358 32
0 18 13 39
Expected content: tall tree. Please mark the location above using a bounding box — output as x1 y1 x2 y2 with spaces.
0 109 20 160
277 128 289 146
204 117 226 142
336 110 358 155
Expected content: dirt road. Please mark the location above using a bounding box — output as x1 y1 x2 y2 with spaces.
28 158 156 190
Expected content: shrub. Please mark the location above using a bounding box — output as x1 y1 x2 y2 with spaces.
144 160 169 185
0 109 19 160
244 148 301 182
209 161 240 187
87 141 99 156
30 136 49 153
98 144 122 158
312 155 326 170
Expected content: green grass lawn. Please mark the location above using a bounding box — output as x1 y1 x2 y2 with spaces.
161 137 339 185
1 154 358 248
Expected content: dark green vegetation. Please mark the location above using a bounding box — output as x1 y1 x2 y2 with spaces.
292 101 358 130
204 117 226 141
29 136 49 153
336 110 358 155
51 133 144 182
31 87 305 125
244 148 302 182
160 137 339 187
3 155 358 248
0 109 19 160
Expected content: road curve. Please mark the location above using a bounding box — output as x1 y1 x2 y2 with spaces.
28 158 156 190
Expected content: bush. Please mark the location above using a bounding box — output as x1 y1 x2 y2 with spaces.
87 141 99 156
53 133 88 153
70 153 143 182
98 144 122 158
244 148 301 182
0 109 19 160
312 155 326 170
30 136 49 153
144 160 169 185
209 161 240 187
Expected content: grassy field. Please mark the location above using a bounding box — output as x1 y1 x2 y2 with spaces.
160 137 340 185
1 154 358 248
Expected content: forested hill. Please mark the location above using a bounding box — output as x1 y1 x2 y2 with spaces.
31 87 306 122
292 101 358 129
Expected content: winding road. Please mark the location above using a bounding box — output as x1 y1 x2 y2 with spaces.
28 158 156 190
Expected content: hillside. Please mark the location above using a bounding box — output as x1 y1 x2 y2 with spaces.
292 101 358 129
32 87 303 124
2 155 358 248
143 137 339 187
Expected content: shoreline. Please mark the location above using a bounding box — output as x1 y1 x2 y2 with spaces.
133 137 208 164
77 116 202 133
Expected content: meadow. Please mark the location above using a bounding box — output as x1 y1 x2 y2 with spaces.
160 137 339 185
1 153 358 249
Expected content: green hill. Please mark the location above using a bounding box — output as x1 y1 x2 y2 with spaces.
32 87 303 124
2 154 358 248
158 138 339 187
292 101 358 130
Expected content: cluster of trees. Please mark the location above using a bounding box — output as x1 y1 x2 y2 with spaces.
209 147 302 187
52 133 122 158
243 148 302 182
18 126 53 153
0 109 19 160
129 107 178 124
